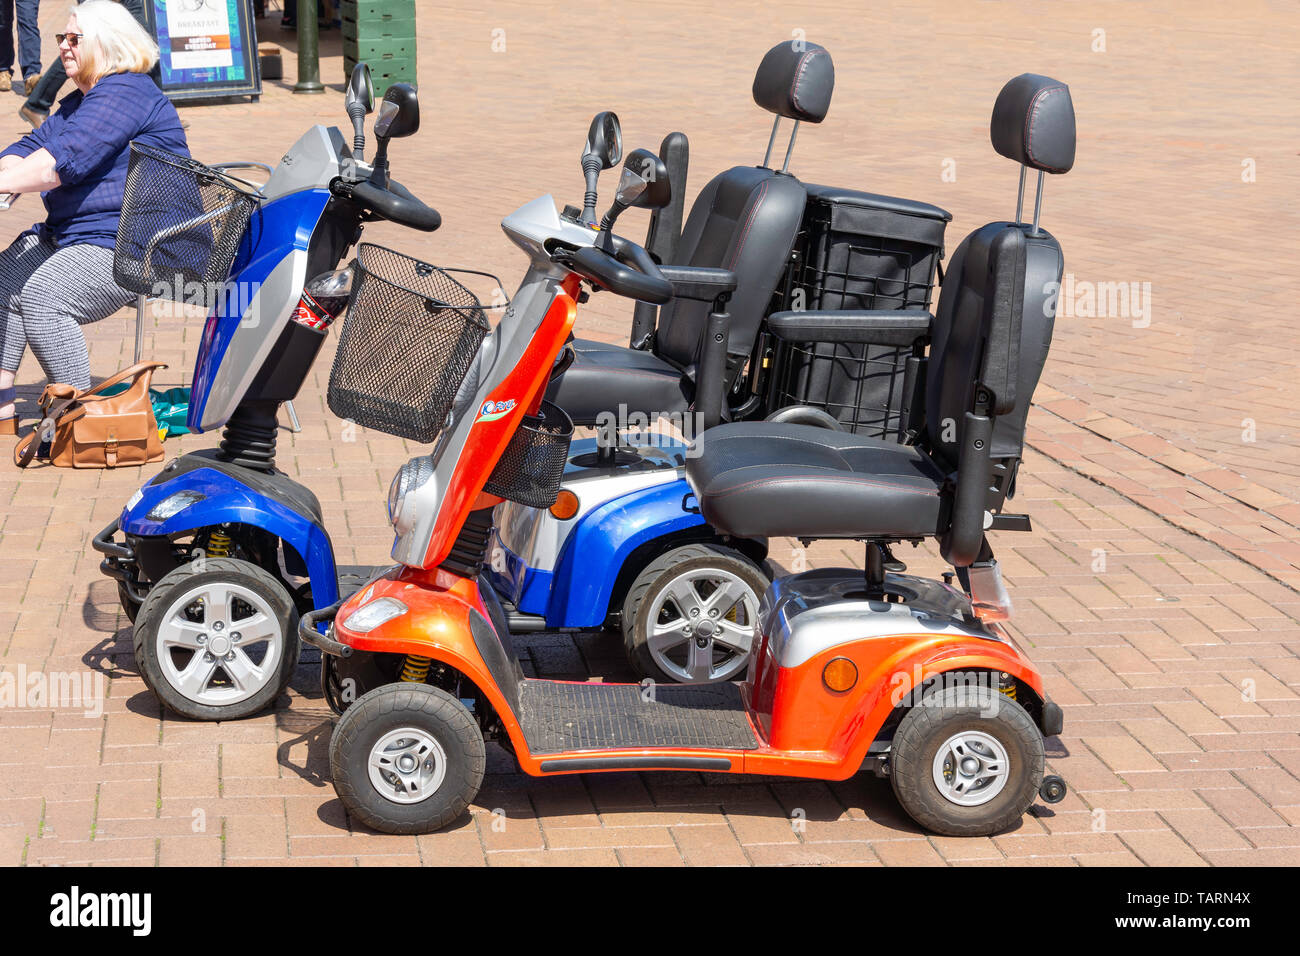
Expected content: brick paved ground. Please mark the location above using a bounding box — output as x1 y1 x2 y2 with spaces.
0 1 1296 865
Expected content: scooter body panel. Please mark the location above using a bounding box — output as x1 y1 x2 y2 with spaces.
329 566 1048 782
746 569 1048 775
545 476 705 627
189 187 331 433
486 436 705 627
118 454 341 606
333 567 537 759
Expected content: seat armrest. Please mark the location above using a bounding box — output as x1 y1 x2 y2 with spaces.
767 309 932 346
659 265 738 302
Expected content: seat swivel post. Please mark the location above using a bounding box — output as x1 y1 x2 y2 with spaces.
864 542 887 601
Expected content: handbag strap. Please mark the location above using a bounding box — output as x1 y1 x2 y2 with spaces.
81 361 168 399
13 362 168 468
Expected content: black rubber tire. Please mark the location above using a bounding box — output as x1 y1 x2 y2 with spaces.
133 557 300 721
117 582 142 624
622 543 770 684
890 680 1044 837
329 682 486 834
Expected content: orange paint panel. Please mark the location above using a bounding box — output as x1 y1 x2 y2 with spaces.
420 286 577 568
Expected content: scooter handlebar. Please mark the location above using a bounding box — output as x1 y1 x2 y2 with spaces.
568 234 674 305
340 178 442 232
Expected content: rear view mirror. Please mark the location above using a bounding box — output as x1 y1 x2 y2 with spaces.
582 111 623 169
345 62 375 114
615 148 671 209
374 83 420 141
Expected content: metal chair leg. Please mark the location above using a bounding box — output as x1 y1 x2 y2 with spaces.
134 294 145 364
284 400 302 433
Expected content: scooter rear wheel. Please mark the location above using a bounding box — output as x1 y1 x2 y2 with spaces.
622 544 769 684
133 557 300 720
889 679 1043 837
329 682 485 834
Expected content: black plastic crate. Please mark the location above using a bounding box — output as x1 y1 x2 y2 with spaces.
788 184 950 311
768 338 918 438
769 185 950 437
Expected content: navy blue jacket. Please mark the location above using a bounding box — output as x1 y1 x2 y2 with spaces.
0 71 189 248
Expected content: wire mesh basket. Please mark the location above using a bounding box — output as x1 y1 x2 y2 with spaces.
113 143 263 307
327 244 494 443
483 401 574 508
767 339 913 439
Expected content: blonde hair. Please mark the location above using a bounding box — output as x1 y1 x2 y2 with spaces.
71 1 160 86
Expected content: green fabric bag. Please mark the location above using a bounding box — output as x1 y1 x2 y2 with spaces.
100 383 191 438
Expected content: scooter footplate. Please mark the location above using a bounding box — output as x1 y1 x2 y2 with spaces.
518 679 758 755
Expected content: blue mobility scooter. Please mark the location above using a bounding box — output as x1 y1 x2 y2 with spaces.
93 68 449 719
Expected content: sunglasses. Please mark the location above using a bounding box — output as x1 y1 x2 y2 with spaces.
55 33 84 48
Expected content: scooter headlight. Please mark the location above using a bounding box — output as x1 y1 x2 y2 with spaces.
147 490 207 521
343 597 408 633
388 456 434 530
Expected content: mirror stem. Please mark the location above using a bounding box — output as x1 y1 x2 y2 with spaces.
581 154 603 223
371 140 391 188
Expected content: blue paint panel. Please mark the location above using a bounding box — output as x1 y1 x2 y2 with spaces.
119 467 340 607
484 533 555 616
188 189 330 432
546 478 706 628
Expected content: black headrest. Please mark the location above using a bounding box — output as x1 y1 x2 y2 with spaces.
752 41 834 123
990 73 1076 173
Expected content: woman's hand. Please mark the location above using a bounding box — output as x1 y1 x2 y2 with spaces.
0 149 60 195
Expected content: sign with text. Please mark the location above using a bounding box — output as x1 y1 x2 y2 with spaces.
146 0 261 102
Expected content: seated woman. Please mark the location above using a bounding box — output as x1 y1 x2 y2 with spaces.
0 1 188 434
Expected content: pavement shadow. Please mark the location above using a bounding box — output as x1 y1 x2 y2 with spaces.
276 708 334 788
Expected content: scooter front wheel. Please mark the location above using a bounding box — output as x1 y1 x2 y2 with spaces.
329 683 485 835
133 557 300 720
889 680 1044 837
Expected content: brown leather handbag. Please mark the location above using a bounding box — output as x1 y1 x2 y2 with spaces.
14 361 167 469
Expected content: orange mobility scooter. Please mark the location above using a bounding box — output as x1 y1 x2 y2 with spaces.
302 73 1076 836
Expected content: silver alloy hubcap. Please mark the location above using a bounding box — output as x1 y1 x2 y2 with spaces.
931 730 1011 807
154 580 282 706
368 728 448 805
646 567 759 682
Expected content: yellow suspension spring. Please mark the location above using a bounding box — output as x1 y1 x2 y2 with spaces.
399 655 432 683
207 530 232 558
999 672 1018 701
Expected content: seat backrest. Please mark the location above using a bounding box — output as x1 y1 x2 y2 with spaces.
925 224 1063 465
653 40 834 384
654 167 805 375
922 74 1075 565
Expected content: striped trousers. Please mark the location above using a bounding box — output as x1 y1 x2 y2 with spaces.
0 231 135 390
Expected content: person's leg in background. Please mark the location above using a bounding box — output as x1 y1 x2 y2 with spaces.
18 56 64 128
115 0 161 88
0 0 15 93
17 242 136 396
0 232 58 432
12 0 39 95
